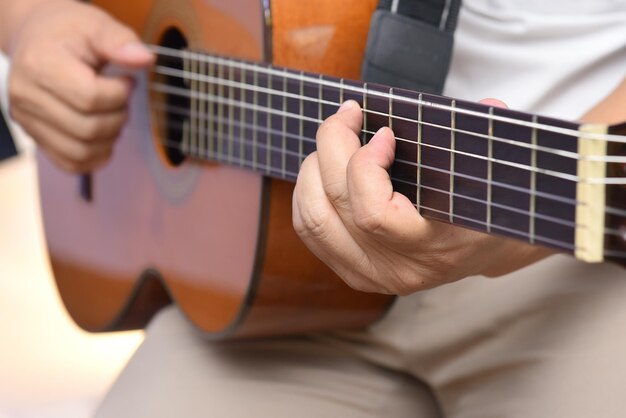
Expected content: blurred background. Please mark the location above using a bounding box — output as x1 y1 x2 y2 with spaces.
0 54 144 418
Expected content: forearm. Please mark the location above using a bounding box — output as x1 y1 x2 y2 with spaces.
0 0 70 52
580 76 626 125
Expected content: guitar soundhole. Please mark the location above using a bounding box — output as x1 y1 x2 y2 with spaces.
153 27 189 166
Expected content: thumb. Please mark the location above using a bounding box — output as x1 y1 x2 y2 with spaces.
88 14 154 68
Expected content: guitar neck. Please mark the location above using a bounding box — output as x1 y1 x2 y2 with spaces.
149 46 626 265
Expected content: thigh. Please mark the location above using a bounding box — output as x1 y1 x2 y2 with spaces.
411 256 626 417
329 255 626 417
95 306 440 418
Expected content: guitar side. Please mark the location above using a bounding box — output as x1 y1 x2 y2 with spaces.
37 0 393 339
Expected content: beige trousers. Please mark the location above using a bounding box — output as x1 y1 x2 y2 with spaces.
96 255 626 417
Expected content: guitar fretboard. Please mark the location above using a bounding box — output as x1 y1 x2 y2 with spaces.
148 45 622 258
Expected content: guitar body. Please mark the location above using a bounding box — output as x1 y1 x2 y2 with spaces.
37 0 392 339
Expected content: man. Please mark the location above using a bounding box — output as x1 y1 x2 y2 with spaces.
2 0 625 416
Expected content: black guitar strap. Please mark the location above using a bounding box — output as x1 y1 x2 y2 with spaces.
362 0 462 94
0 108 16 161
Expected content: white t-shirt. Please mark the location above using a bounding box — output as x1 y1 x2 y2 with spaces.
444 0 626 120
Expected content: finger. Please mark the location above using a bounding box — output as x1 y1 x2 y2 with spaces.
292 194 385 293
293 153 381 291
479 98 508 109
17 111 114 172
38 138 112 173
315 100 363 209
11 81 127 143
347 126 429 242
292 192 384 293
88 14 154 69
32 53 132 113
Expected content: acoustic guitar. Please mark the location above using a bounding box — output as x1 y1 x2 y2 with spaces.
37 0 626 340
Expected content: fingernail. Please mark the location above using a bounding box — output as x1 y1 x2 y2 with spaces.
337 100 356 113
118 42 153 60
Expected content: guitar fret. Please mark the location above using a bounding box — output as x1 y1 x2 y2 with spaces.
228 64 235 163
191 52 199 157
487 107 494 233
253 69 260 172
264 70 271 175
339 78 345 105
362 83 368 145
198 55 206 159
208 58 215 159
239 66 245 167
388 88 394 131
449 100 456 223
416 93 423 210
282 69 288 179
318 74 323 126
530 115 538 244
299 71 305 168
181 53 190 155
217 62 225 158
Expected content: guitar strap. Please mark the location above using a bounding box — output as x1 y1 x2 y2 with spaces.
362 0 462 94
0 108 16 161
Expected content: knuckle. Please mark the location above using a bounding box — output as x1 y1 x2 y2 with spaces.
7 101 24 125
316 117 343 141
299 152 317 170
78 111 126 142
353 208 385 234
79 119 104 141
75 84 100 112
19 49 41 75
62 159 85 174
324 181 347 206
341 274 370 293
346 150 367 175
341 271 384 294
296 202 332 241
8 80 28 112
69 141 99 164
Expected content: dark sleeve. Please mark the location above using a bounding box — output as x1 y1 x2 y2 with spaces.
0 109 17 161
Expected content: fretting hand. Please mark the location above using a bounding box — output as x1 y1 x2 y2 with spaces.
2 0 154 172
293 99 553 295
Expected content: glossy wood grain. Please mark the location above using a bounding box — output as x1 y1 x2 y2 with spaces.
38 0 392 339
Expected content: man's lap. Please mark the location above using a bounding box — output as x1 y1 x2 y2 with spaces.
96 255 626 417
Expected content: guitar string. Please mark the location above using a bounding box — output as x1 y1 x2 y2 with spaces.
149 83 626 186
148 45 626 145
151 101 626 218
148 114 626 234
146 128 626 257
147 132 580 250
140 46 626 259
152 63 626 165
150 45 623 143
153 64 585 160
152 101 579 206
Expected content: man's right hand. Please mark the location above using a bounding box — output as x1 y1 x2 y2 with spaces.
2 0 154 172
